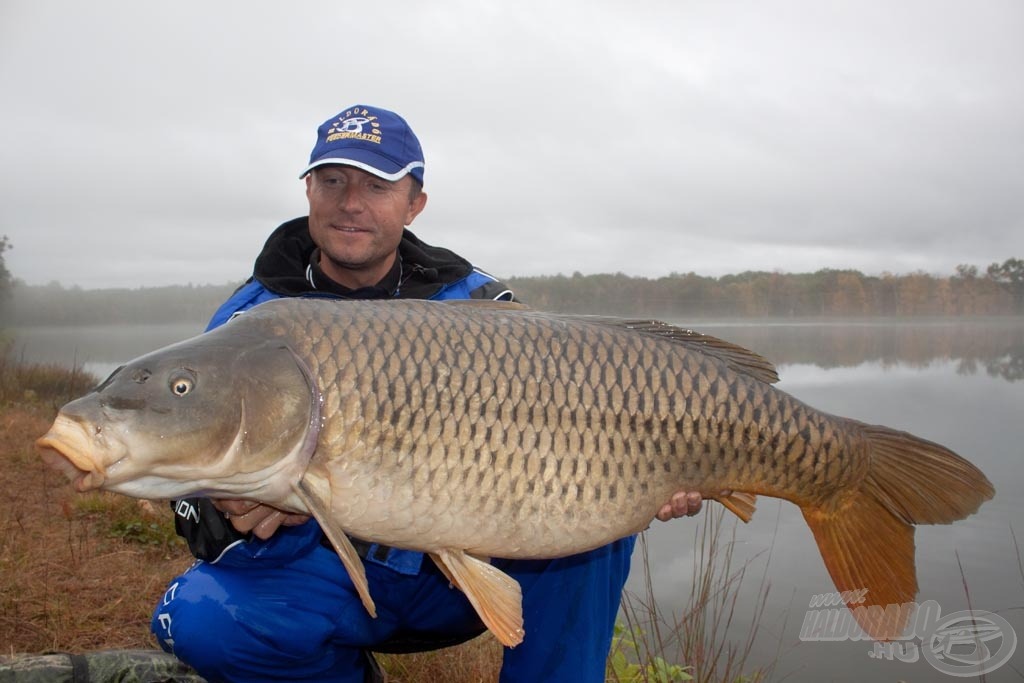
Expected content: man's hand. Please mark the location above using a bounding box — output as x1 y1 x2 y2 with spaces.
655 489 733 522
212 500 311 540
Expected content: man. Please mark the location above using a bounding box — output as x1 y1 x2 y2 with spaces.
151 104 707 682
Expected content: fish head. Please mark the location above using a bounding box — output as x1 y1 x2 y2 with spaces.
36 328 321 503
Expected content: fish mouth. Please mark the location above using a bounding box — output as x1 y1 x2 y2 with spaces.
35 414 107 491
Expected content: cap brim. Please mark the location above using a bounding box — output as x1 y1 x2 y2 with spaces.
299 148 423 181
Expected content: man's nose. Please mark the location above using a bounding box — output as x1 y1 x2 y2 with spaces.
336 185 365 212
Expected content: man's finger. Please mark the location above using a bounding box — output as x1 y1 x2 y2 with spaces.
655 503 674 522
655 490 702 521
252 510 286 540
681 491 703 516
280 513 312 528
212 499 260 516
224 504 278 534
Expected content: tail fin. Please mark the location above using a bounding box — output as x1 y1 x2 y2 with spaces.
801 423 994 640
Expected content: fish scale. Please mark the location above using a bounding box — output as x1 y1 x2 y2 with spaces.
36 297 994 646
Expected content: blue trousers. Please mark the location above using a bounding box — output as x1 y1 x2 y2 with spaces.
152 522 635 682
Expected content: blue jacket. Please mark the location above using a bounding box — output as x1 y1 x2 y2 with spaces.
206 266 512 330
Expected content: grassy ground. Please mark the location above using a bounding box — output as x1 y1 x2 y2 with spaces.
0 360 185 654
0 354 768 682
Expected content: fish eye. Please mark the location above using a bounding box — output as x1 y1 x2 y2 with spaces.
169 372 196 397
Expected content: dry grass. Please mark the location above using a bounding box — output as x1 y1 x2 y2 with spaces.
377 638 504 682
0 401 190 655
611 512 775 683
0 350 189 654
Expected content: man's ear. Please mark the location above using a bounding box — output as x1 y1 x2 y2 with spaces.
406 190 428 226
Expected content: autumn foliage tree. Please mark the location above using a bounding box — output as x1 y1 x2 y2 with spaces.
4 259 1024 325
509 262 1024 317
987 258 1024 313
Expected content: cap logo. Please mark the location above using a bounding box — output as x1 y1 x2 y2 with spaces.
301 104 424 183
327 109 382 145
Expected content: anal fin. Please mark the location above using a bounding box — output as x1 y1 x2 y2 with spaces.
431 549 525 648
292 478 377 618
712 491 757 523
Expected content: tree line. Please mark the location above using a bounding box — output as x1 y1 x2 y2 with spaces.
2 281 241 326
509 259 1024 318
1 254 1022 326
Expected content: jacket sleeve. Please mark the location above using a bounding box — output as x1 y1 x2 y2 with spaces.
433 268 518 303
173 280 280 561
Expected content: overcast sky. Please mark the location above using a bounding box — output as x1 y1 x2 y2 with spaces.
2 0 1022 289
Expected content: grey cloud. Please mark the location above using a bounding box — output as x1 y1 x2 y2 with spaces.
2 0 1021 288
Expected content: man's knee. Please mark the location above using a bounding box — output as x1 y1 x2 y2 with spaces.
151 565 369 681
151 570 237 674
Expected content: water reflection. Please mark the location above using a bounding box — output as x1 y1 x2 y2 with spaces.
691 319 1024 382
961 353 1024 382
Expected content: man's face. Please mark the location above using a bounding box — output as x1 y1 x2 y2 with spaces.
305 165 427 289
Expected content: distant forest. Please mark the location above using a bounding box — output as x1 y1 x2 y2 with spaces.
3 259 1022 326
512 262 1024 318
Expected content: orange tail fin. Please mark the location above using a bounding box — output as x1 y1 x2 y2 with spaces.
802 423 994 640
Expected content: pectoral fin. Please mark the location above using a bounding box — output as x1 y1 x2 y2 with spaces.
292 478 377 618
431 549 525 648
712 491 757 523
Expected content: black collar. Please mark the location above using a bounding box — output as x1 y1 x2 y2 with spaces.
252 217 478 299
305 248 402 299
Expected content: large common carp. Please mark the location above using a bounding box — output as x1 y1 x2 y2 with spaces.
36 298 993 646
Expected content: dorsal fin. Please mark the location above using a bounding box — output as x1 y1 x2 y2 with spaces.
439 302 779 385
591 318 780 385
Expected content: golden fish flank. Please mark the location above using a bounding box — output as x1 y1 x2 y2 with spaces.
36 298 994 647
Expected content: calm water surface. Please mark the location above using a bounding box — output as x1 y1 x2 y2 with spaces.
7 322 205 380
10 319 1024 681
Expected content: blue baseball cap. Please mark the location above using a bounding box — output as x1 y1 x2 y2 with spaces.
299 105 425 185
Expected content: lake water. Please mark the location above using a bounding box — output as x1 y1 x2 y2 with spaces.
5 322 207 381
8 318 1024 681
